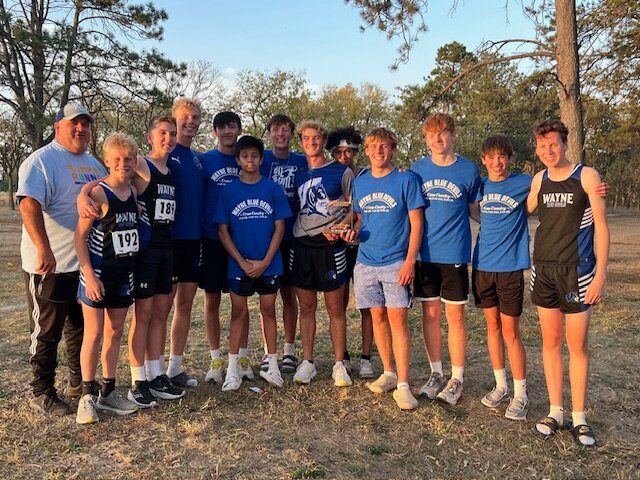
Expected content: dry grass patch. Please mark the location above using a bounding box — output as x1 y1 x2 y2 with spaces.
0 207 638 479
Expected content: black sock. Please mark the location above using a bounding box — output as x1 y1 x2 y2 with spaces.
82 380 98 396
343 351 351 361
361 354 371 361
102 378 116 397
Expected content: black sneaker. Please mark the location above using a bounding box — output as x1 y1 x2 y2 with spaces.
149 374 186 400
29 389 71 416
127 380 158 408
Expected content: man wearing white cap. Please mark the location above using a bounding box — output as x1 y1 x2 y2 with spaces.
18 102 106 415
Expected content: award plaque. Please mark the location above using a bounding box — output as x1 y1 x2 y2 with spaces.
325 199 352 234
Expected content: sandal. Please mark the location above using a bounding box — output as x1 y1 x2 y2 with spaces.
568 422 597 447
535 416 560 439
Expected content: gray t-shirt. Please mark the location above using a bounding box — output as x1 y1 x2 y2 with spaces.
18 140 106 273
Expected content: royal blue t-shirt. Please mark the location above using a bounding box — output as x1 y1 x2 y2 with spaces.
260 150 308 241
168 143 205 240
472 173 532 272
200 149 241 240
353 169 425 266
410 155 481 263
213 177 291 278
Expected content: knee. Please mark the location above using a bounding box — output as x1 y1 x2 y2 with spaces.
567 337 588 357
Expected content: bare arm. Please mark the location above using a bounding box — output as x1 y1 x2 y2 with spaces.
77 179 102 218
468 201 480 223
582 167 610 304
73 187 107 301
398 207 424 286
526 171 544 216
19 197 55 274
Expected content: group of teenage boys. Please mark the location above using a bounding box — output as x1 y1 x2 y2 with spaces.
19 98 608 448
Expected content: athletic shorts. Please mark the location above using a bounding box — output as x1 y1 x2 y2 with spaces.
279 240 294 286
345 244 358 284
354 260 412 309
228 275 280 297
472 269 524 317
414 261 469 304
530 263 595 314
134 246 173 298
200 237 229 293
291 242 347 292
172 239 201 284
78 272 134 309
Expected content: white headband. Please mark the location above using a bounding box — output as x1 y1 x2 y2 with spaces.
335 139 359 149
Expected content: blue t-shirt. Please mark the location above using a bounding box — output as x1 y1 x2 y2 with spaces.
260 150 307 241
353 169 425 266
472 173 532 272
410 155 481 264
167 143 204 240
213 177 291 278
200 149 241 240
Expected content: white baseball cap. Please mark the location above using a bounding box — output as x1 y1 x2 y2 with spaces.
55 102 94 122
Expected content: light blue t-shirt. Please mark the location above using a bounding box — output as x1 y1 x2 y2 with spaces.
18 140 107 273
410 155 482 264
353 169 425 266
260 150 307 241
214 177 291 278
168 143 205 240
472 173 532 272
200 149 241 240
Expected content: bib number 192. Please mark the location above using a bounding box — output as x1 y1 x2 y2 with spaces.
113 229 139 256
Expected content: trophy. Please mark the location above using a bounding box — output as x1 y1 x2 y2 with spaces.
325 199 352 234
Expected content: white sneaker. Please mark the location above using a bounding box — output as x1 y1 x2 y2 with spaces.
259 367 284 388
419 372 446 399
238 356 255 380
76 394 98 424
359 359 374 379
368 373 397 394
331 362 353 387
436 378 463 405
293 360 317 384
221 371 242 391
480 386 509 409
204 357 225 384
393 387 419 410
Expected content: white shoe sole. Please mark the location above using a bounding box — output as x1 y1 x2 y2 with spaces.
259 370 284 388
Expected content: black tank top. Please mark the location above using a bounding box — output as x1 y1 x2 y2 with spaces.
138 158 175 249
533 164 594 266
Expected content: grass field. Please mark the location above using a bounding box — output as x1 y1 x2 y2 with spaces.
0 203 638 480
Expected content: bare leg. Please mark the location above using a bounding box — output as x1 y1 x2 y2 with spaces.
501 313 526 380
147 293 173 361
101 307 128 378
169 282 198 356
129 297 152 368
370 307 393 373
387 308 411 384
422 300 442 364
566 310 591 413
228 293 249 355
361 308 373 356
260 294 278 354
204 292 221 351
296 288 317 361
281 283 298 345
483 306 505 370
445 302 466 369
80 305 104 382
325 285 346 361
538 306 564 407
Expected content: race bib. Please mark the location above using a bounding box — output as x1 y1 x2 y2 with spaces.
112 229 139 256
155 198 176 222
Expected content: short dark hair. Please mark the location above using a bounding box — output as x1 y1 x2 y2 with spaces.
533 119 569 143
235 135 264 158
326 126 363 151
266 114 295 133
214 111 242 130
481 134 513 158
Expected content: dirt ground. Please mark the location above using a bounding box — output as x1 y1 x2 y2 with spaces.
0 203 638 479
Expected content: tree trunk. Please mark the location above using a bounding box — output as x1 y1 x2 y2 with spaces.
8 174 15 210
556 0 585 164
